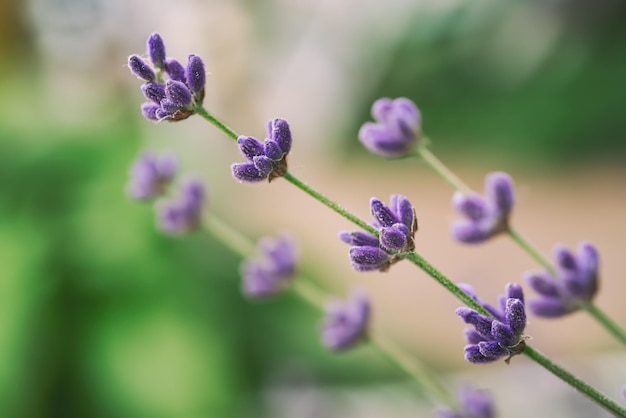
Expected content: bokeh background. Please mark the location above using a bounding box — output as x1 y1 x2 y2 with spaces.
1 0 625 417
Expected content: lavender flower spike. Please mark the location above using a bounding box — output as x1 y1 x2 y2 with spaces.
524 242 599 318
435 385 496 418
339 194 417 272
456 283 527 364
157 178 205 234
127 151 177 200
241 234 297 299
232 118 293 183
451 172 514 244
322 290 370 351
358 97 421 158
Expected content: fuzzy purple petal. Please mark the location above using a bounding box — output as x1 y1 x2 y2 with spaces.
478 341 509 359
370 198 399 228
263 139 283 161
452 221 491 244
141 103 160 121
339 231 379 247
232 162 266 182
185 54 206 96
269 118 292 154
128 54 156 82
379 225 408 252
452 192 488 222
505 298 526 335
165 58 186 83
141 82 166 104
528 297 570 318
237 136 265 161
147 33 166 69
486 172 514 216
524 271 560 297
165 80 192 108
349 246 389 272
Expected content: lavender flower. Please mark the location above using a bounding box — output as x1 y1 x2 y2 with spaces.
321 290 370 351
339 194 417 272
524 242 599 318
127 151 177 200
157 178 205 234
241 234 297 299
358 97 421 158
232 118 293 182
451 172 514 244
456 283 526 364
128 33 206 122
435 385 496 418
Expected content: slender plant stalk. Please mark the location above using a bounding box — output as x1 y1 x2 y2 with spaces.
202 213 455 407
507 227 554 274
195 107 626 417
581 303 626 347
415 141 626 348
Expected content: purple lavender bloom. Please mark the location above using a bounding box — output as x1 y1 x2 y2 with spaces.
435 385 496 418
524 242 599 318
128 33 206 122
451 172 514 244
358 97 421 158
127 151 177 200
321 290 370 351
185 54 206 97
339 194 418 272
157 178 205 234
456 283 526 364
128 55 156 82
147 32 166 69
232 118 293 183
241 234 297 299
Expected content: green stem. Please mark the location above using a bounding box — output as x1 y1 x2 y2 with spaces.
415 144 472 193
196 109 626 416
523 345 626 417
581 303 626 347
283 172 378 236
195 105 238 141
507 227 555 274
202 214 453 406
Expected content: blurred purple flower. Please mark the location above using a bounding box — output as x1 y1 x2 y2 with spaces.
157 178 205 234
451 172 514 244
524 242 599 318
241 234 297 299
358 97 421 158
127 151 177 200
322 290 370 351
232 118 293 182
339 194 418 272
456 283 526 364
435 385 497 418
128 33 206 122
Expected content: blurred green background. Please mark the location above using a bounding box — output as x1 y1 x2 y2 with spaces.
1 1 625 417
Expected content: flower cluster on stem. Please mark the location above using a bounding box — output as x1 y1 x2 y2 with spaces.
321 290 371 351
128 33 206 122
456 284 527 364
240 233 297 298
524 242 599 317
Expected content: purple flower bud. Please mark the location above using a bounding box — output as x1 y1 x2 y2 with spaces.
253 155 273 177
141 82 166 104
267 118 292 154
147 33 166 69
165 58 186 83
241 234 297 299
379 225 409 252
155 107 173 120
451 172 515 244
165 80 193 108
159 99 180 115
128 54 156 82
358 97 421 158
322 290 370 351
456 283 526 364
436 385 496 418
339 231 379 247
263 139 284 161
127 151 177 200
232 162 267 182
237 136 265 160
370 198 400 228
524 241 599 318
348 246 390 272
185 54 206 96
157 178 205 234
141 102 160 122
